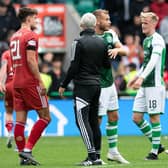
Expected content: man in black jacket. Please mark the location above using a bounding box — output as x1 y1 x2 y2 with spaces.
59 12 110 166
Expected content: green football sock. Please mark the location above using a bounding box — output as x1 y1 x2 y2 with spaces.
136 120 152 142
151 122 161 155
106 121 118 151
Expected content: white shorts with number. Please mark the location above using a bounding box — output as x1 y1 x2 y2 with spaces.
98 83 119 116
133 86 166 114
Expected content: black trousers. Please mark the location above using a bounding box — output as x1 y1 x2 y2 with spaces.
73 84 101 159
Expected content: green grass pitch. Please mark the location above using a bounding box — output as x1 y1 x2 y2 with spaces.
1 136 168 168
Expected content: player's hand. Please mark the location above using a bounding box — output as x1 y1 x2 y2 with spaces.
108 48 118 59
0 83 6 93
58 87 65 97
132 77 143 89
127 77 138 88
39 81 47 96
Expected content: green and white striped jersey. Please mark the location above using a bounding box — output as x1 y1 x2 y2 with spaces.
141 32 166 87
97 29 120 88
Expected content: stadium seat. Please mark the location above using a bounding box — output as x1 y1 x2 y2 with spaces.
66 0 74 4
76 0 95 15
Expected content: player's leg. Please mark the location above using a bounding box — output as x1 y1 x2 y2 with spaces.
98 86 109 125
106 84 129 164
106 85 119 153
13 88 32 165
18 86 50 165
132 87 152 141
5 107 13 134
145 86 165 160
5 106 13 148
98 87 108 128
13 88 27 153
145 114 160 160
24 107 50 152
133 112 152 140
4 82 14 148
14 110 27 152
106 110 119 154
20 107 50 166
14 110 33 165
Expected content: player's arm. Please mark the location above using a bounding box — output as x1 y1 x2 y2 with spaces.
26 43 46 96
140 40 164 79
138 53 159 81
108 42 129 58
115 42 129 55
59 40 81 96
108 30 129 58
132 43 162 89
127 66 143 88
0 59 7 92
132 54 159 89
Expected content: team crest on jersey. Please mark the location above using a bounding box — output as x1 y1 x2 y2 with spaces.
28 40 36 46
106 36 112 43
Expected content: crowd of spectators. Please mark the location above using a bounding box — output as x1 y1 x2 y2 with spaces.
0 0 168 98
100 0 168 95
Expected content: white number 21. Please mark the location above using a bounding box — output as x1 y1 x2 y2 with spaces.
11 40 21 60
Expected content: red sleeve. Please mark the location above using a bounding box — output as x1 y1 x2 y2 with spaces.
25 32 38 50
1 50 9 62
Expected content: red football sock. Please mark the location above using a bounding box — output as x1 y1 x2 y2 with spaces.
25 119 49 150
14 122 25 152
5 121 13 133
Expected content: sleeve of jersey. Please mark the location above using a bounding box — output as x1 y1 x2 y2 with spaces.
108 29 120 45
1 51 8 65
136 66 144 77
140 44 162 79
26 33 38 51
61 40 81 88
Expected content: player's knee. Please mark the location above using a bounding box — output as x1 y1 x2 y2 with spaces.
6 107 13 114
108 111 119 122
38 108 51 122
132 114 141 124
149 115 160 123
41 115 51 123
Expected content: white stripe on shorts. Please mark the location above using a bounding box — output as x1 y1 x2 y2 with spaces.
36 86 47 108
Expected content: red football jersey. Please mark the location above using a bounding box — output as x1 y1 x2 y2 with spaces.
10 28 39 88
1 50 13 83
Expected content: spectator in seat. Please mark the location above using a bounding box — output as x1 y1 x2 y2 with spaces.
48 59 67 98
150 0 168 29
0 0 19 55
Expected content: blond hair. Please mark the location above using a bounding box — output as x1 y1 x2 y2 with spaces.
140 12 159 23
93 9 109 18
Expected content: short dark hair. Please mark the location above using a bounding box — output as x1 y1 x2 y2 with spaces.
18 7 38 23
128 63 136 70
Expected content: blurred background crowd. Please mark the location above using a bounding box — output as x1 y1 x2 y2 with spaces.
0 0 168 98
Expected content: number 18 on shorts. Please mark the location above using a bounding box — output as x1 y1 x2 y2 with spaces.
133 86 166 114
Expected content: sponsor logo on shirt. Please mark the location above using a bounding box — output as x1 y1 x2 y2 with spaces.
28 40 36 46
